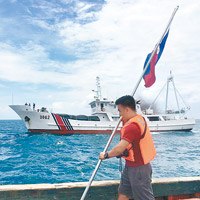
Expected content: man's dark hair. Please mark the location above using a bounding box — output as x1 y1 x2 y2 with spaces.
115 95 136 111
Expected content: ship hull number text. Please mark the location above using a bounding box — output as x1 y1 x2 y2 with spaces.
40 115 50 120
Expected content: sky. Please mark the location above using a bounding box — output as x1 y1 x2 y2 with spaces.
0 0 200 119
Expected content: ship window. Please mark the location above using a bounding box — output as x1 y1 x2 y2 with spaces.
41 107 47 112
69 115 76 120
59 114 73 119
77 115 89 121
59 114 100 121
91 102 96 108
147 116 160 121
101 103 105 111
89 116 100 121
59 114 69 118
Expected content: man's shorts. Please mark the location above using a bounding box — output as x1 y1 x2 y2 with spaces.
118 163 155 200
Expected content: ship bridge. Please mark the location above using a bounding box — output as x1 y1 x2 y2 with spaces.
90 77 119 122
89 99 118 113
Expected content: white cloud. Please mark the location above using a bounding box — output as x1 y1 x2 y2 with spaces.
57 0 200 94
0 42 74 86
1 0 200 119
29 19 54 30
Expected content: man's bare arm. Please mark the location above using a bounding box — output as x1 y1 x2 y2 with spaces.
99 139 129 160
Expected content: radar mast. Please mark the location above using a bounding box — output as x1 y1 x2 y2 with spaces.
92 76 102 100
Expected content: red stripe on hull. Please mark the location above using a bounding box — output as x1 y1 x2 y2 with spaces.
28 129 121 134
54 114 67 130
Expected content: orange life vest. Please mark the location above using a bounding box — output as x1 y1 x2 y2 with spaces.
121 114 156 164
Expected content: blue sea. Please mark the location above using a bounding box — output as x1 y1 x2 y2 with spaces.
0 120 200 185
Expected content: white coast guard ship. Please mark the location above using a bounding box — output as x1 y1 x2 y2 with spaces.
9 76 195 134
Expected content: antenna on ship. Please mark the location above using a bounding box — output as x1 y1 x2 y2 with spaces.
148 71 189 116
92 76 102 100
96 76 102 100
165 71 181 115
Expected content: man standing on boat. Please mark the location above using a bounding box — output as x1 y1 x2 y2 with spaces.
99 95 156 200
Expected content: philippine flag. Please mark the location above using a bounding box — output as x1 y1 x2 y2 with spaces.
143 30 169 88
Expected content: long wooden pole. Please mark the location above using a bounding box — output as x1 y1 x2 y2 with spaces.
80 6 179 200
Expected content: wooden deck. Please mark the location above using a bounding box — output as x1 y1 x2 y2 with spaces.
0 177 200 199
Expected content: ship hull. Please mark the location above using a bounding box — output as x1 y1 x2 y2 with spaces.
9 105 195 135
148 120 195 132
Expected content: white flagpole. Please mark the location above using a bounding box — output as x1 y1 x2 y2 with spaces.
80 6 179 200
